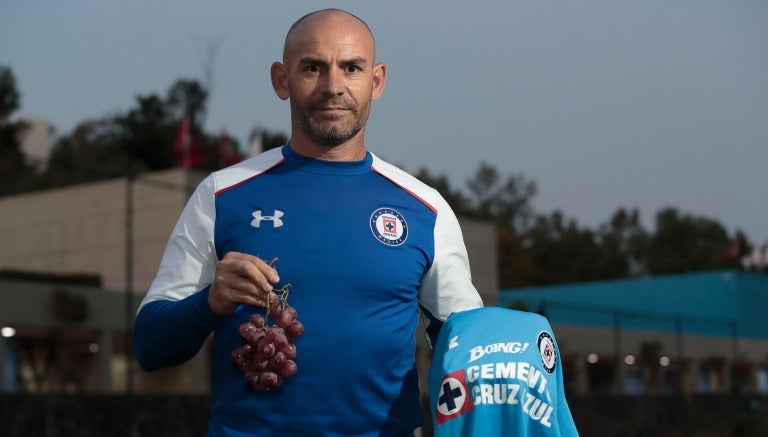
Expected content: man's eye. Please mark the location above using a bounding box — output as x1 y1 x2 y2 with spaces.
346 65 360 73
307 65 319 73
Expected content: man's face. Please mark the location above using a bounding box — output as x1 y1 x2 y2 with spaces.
274 13 385 148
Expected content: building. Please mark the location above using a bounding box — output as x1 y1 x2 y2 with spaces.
500 270 768 396
0 169 498 394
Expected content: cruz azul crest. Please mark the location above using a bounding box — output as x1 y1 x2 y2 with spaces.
369 208 408 246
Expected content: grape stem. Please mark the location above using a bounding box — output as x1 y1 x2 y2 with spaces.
261 256 292 326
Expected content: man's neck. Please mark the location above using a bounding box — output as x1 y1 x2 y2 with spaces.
289 132 367 162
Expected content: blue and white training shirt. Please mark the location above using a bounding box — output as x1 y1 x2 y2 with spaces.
428 307 578 436
133 145 484 436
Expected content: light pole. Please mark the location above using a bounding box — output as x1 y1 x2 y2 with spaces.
125 170 135 434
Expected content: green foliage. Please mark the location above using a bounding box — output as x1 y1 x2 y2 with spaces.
415 161 744 286
0 65 37 195
166 79 207 120
646 207 730 275
0 65 21 119
596 208 649 277
497 226 536 288
524 212 605 285
415 163 540 287
45 117 138 184
117 94 177 170
412 167 470 215
4 77 266 195
464 162 537 232
251 128 288 153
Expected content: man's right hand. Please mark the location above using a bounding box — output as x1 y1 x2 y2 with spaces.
208 252 281 316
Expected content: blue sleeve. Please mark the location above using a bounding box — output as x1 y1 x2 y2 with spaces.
133 286 224 371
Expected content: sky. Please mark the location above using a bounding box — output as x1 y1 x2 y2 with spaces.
2 1 767 244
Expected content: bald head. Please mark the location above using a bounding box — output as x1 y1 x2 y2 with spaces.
283 9 376 63
271 8 386 158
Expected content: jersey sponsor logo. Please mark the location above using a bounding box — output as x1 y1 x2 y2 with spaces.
466 361 549 395
468 342 530 363
469 381 555 428
537 331 557 374
369 208 408 246
251 210 284 228
465 361 555 428
435 369 473 424
438 362 556 428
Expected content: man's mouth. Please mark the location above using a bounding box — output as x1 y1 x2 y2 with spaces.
313 107 350 118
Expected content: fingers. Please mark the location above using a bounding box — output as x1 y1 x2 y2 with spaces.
231 253 280 292
208 252 282 316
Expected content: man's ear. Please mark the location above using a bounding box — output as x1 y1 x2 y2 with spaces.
371 62 387 101
271 62 290 100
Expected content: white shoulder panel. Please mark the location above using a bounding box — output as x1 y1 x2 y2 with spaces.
212 146 286 194
370 153 440 213
371 153 483 325
138 147 286 311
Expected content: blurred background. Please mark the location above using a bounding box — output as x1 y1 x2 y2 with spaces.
1 1 767 436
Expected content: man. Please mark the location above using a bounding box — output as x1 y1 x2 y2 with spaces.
134 9 483 436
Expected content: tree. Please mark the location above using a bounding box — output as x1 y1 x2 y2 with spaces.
0 118 30 194
166 79 208 122
720 230 751 270
497 225 536 287
0 65 35 195
412 163 539 287
10 75 287 194
118 94 177 170
459 163 539 287
523 211 604 285
5 63 755 285
413 167 469 215
251 127 289 154
43 78 216 189
126 79 209 170
464 162 537 233
646 207 731 275
45 117 134 186
0 65 21 122
595 207 649 278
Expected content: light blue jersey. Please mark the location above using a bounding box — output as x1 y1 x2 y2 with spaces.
428 307 578 436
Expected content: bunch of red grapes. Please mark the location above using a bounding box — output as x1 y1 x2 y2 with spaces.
231 284 304 392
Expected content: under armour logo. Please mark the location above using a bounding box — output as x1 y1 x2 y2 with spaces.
448 336 459 350
251 210 284 228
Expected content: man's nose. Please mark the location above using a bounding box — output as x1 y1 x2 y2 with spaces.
321 67 345 96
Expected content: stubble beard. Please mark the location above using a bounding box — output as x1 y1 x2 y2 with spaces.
292 97 370 148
